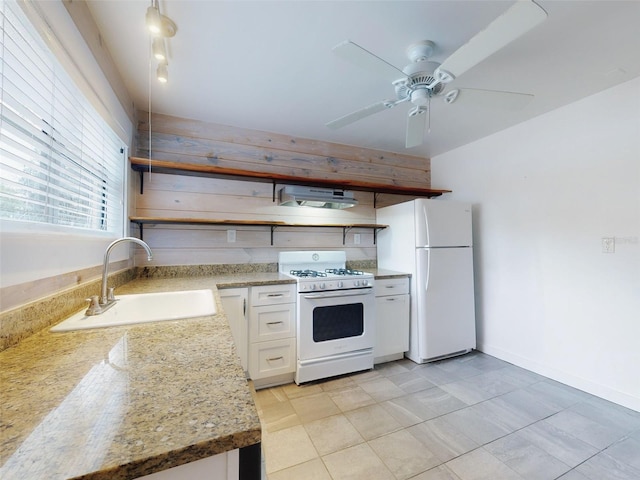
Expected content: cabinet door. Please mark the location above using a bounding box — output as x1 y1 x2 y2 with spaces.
374 294 410 358
138 449 239 479
219 288 249 372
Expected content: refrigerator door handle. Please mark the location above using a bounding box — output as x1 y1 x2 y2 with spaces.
424 248 430 293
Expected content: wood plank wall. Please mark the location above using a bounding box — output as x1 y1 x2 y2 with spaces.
134 112 431 267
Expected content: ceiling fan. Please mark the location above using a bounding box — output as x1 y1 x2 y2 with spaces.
326 0 548 148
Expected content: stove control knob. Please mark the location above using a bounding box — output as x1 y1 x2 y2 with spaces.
310 284 316 291
319 283 326 290
354 280 360 287
362 279 369 286
338 281 344 288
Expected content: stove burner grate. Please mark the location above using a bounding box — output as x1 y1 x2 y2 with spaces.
290 269 328 278
325 268 365 276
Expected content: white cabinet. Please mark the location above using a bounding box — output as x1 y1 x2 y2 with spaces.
221 283 297 388
374 277 410 364
219 288 249 373
138 449 239 479
248 284 296 388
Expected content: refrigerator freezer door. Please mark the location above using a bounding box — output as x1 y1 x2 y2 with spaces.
415 247 476 361
415 199 473 247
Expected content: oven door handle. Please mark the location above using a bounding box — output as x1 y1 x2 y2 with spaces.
303 289 373 299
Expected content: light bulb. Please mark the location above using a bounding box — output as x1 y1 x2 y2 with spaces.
152 38 166 61
146 5 161 35
157 62 168 83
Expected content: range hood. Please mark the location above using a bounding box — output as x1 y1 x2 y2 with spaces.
278 185 358 209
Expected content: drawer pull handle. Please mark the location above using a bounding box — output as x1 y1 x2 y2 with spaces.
267 356 284 362
266 321 284 325
267 294 284 297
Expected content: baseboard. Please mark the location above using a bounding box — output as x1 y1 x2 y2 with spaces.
478 343 640 413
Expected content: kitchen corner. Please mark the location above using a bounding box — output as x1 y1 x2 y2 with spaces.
0 275 282 480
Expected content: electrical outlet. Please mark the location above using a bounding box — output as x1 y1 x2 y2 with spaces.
602 237 615 253
227 229 236 243
354 233 361 245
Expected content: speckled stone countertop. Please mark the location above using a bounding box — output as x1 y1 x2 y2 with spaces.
0 274 290 480
369 268 411 279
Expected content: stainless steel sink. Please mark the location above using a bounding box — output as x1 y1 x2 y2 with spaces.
51 289 216 332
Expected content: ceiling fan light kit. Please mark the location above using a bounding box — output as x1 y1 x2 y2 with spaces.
326 0 548 148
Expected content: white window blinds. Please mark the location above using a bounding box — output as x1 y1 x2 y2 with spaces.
0 0 125 234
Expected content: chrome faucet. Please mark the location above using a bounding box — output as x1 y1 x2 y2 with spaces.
99 237 153 306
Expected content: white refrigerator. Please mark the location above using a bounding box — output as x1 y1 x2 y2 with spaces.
376 199 476 363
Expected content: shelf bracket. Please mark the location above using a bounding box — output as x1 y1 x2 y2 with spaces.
135 222 144 241
272 182 277 203
139 170 144 195
374 192 379 209
373 226 386 245
342 226 353 245
270 225 277 245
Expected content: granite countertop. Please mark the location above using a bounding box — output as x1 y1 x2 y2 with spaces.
0 275 291 480
369 268 411 279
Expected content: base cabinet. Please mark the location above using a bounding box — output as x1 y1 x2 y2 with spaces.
219 288 249 373
374 277 410 364
137 443 261 480
138 449 238 479
249 284 296 388
220 284 296 388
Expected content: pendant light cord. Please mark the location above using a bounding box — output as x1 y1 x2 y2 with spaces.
148 30 152 176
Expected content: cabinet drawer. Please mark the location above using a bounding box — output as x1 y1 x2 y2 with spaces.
249 303 295 342
249 338 296 379
375 277 409 296
250 284 296 306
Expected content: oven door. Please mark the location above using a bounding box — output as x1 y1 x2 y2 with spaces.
297 287 375 360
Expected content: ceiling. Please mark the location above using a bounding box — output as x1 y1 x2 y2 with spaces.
84 0 640 158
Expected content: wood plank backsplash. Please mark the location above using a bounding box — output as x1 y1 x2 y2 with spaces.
134 112 431 266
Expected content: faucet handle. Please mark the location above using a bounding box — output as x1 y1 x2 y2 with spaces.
107 287 116 302
85 295 103 316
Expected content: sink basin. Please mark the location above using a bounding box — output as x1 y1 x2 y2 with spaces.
51 289 216 332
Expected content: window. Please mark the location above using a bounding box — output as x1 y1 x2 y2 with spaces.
0 0 126 234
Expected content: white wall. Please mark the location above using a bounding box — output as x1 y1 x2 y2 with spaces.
431 77 640 411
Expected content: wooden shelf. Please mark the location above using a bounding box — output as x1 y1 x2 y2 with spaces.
130 217 388 245
130 157 451 198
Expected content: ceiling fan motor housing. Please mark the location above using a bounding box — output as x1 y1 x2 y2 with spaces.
396 60 444 103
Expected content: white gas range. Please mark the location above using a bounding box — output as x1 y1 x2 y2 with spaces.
278 251 375 384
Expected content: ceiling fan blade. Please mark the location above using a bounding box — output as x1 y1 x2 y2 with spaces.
448 88 534 110
326 101 393 129
333 40 406 83
436 0 547 82
405 110 427 148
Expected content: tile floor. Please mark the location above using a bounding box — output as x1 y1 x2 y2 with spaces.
250 352 640 480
